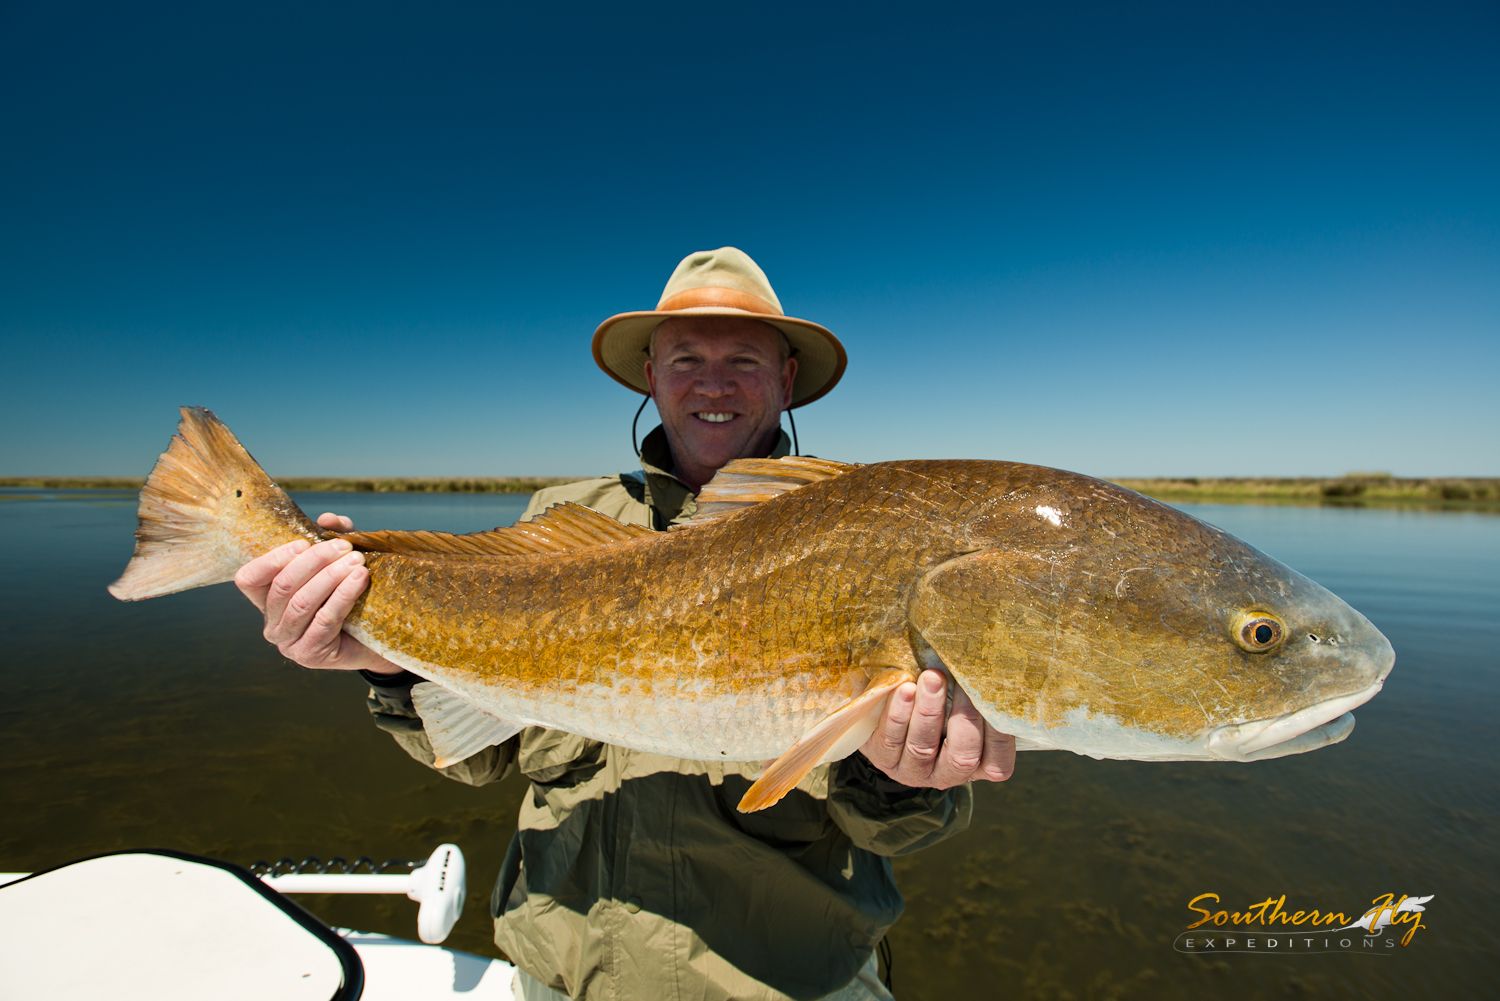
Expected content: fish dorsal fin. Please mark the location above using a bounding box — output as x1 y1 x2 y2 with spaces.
339 502 654 557
687 456 861 525
508 502 656 550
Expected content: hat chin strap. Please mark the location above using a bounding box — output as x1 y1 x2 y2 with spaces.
631 395 651 459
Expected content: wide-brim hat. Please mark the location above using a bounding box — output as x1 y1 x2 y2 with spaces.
592 247 847 409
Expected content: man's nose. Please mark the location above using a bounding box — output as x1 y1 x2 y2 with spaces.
692 364 738 398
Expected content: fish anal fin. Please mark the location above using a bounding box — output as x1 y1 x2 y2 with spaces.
686 456 861 525
411 682 527 768
340 502 654 557
737 667 912 813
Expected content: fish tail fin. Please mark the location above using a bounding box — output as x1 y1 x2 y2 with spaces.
737 668 912 813
108 407 323 601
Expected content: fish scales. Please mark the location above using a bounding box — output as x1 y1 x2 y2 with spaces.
344 463 973 759
111 409 1393 808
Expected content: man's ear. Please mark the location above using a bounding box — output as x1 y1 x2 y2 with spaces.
781 357 798 410
643 358 657 399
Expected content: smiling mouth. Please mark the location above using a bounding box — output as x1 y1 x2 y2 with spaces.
695 412 738 423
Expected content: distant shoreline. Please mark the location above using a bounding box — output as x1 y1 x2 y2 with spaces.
1109 475 1500 511
0 476 580 494
3 474 1498 510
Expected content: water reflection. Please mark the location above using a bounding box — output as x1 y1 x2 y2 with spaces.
0 492 1493 999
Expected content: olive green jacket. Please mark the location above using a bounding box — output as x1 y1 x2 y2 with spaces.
365 427 972 1000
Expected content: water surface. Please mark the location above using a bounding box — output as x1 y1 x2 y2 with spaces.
1 490 1494 999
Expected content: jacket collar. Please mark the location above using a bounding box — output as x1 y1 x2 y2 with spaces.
637 425 793 528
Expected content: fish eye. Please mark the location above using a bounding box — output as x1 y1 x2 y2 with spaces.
1233 612 1285 653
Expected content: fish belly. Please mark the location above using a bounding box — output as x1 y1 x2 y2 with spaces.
354 624 863 761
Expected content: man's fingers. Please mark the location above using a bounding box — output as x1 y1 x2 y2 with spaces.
929 685 986 787
979 724 1017 782
263 539 355 639
272 549 364 644
867 680 918 768
902 670 949 772
233 529 391 674
861 670 1022 789
233 540 312 610
284 563 369 665
317 512 354 531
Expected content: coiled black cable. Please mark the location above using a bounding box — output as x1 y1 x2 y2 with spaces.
248 855 423 878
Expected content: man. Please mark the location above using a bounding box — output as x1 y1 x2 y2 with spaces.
235 248 1016 1000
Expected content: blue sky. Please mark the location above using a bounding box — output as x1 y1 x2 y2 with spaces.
2 1 1495 478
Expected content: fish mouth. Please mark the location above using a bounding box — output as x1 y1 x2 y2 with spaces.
1204 680 1383 762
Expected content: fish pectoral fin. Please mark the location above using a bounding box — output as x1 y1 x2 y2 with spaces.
341 503 654 557
737 667 912 813
411 683 527 768
684 456 861 525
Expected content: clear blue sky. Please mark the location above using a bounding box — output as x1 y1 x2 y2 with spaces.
2 1 1495 478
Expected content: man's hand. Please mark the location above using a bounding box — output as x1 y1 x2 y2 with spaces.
860 669 1016 789
232 512 403 675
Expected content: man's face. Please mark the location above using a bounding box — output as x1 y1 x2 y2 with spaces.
643 316 797 487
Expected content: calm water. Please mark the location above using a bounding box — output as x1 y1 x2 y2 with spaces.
1 489 1496 999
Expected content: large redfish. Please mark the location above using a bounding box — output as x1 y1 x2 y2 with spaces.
111 408 1394 810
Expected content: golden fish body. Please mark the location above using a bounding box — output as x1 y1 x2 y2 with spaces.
343 464 959 760
112 409 1394 806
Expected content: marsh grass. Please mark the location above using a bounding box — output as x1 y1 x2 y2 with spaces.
1109 476 1500 511
0 475 583 494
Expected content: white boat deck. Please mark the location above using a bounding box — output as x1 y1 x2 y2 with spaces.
339 929 515 999
0 846 520 1000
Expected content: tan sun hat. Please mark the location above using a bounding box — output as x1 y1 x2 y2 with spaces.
592 247 847 408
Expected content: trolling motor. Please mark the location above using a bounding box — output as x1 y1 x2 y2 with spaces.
253 843 467 945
